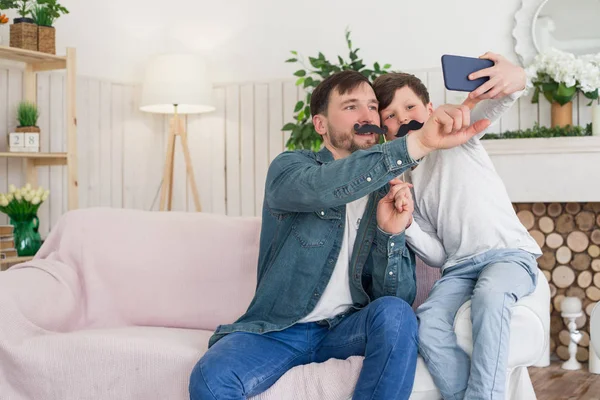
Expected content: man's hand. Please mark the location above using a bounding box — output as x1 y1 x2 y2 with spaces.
377 179 414 235
468 52 527 100
407 104 491 159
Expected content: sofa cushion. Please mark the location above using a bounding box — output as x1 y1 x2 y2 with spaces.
1 325 440 400
1 326 211 400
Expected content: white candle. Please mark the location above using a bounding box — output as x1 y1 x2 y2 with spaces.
593 101 600 136
561 296 582 315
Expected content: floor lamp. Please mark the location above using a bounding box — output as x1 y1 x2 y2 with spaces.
139 53 215 212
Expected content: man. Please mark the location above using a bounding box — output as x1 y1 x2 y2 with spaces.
189 70 491 400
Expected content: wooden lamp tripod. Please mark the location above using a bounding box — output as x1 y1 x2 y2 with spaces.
139 53 215 212
159 105 202 211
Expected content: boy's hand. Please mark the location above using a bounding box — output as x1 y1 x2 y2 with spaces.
407 104 491 159
377 180 414 235
468 52 527 100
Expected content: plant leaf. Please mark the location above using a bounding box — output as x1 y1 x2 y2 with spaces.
294 101 304 112
285 58 297 63
303 76 314 88
294 70 306 77
282 123 296 131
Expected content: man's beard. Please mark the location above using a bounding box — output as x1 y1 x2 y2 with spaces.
327 123 377 153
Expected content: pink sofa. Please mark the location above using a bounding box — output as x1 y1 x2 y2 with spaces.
0 208 550 400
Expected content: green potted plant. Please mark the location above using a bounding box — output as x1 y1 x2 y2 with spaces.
0 0 37 51
282 29 392 150
32 0 68 54
14 101 40 151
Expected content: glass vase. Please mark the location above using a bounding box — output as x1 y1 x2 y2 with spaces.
10 215 41 257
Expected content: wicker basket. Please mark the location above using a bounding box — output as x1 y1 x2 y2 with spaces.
38 26 55 55
15 126 41 133
10 19 38 51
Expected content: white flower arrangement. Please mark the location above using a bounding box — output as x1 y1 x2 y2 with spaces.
0 183 50 221
525 48 600 106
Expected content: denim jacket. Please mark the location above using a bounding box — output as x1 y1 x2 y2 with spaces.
209 136 419 348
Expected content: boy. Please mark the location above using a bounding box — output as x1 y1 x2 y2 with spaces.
373 52 542 400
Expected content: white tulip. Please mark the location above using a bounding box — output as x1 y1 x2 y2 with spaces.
25 183 31 191
31 197 41 205
24 193 33 202
42 192 49 201
7 194 13 202
14 191 22 201
8 184 16 193
0 198 8 207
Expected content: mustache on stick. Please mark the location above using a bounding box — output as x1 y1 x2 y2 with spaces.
353 123 388 135
395 120 424 137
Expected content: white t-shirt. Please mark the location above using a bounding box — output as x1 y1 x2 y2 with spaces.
404 91 542 271
299 195 369 323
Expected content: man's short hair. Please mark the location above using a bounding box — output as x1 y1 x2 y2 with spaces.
373 73 430 111
310 70 373 117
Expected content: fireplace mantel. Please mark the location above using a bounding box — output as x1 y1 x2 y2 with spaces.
482 136 600 203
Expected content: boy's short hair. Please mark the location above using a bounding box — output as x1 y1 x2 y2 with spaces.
373 72 430 111
310 70 372 117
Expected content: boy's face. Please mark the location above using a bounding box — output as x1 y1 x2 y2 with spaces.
380 86 434 142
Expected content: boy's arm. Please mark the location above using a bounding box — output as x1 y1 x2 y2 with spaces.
464 91 523 140
405 213 447 268
462 52 527 140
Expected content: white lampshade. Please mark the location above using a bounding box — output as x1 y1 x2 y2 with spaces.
140 53 215 114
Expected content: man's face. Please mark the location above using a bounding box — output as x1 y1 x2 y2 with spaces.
314 82 381 159
380 86 433 142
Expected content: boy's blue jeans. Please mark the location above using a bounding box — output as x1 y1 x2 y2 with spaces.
189 297 418 400
416 248 538 400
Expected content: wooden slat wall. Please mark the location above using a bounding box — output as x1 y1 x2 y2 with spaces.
0 67 596 238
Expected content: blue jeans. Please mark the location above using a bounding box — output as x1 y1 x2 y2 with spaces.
416 249 538 400
189 297 418 400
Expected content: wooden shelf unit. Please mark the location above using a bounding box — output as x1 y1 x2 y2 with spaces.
0 45 78 210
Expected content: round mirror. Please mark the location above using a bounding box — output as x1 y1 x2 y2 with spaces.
533 0 600 56
513 0 600 66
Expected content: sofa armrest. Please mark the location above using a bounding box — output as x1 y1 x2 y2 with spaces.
0 259 81 336
453 269 551 368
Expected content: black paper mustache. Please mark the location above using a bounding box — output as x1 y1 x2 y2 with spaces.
353 123 388 135
395 120 424 137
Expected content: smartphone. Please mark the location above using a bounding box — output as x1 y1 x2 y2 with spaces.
441 54 494 92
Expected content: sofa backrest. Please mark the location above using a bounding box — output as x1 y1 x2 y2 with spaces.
47 208 261 331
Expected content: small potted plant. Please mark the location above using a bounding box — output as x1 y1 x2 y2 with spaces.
0 0 37 51
14 101 40 152
32 0 68 54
